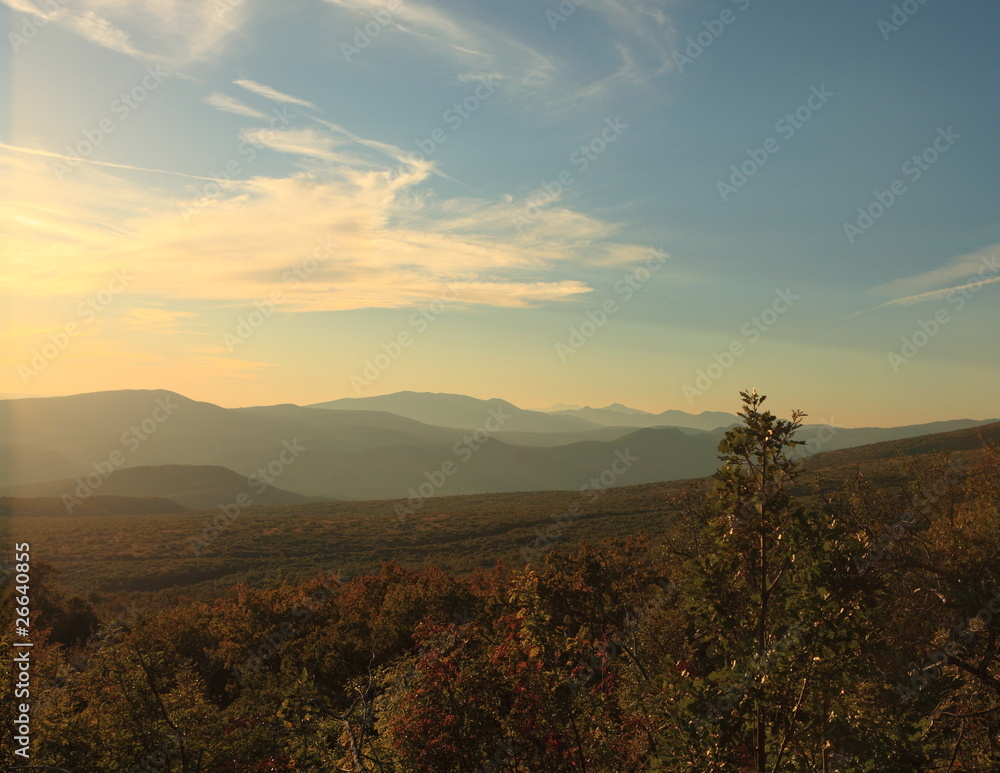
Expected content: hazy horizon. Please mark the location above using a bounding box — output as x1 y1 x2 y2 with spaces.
1 385 997 431
3 1 998 428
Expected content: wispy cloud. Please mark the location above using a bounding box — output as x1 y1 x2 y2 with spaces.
2 0 249 63
873 244 1000 306
238 128 361 167
292 115 456 182
69 9 139 56
0 121 652 313
878 276 1000 307
234 79 317 109
583 1 676 82
3 0 51 14
204 93 268 120
0 142 228 183
319 0 676 108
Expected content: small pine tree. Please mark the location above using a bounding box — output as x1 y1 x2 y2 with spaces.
656 390 915 772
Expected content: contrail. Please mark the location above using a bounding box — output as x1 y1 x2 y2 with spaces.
0 142 237 183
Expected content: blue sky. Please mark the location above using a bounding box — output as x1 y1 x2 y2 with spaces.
1 0 998 426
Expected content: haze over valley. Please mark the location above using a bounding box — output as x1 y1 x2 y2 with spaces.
1 389 995 506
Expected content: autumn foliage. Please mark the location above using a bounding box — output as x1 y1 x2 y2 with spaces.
2 393 998 771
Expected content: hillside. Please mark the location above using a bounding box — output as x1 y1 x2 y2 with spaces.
800 420 1000 467
0 443 89 487
0 495 186 517
0 390 467 495
0 464 318 510
254 425 724 500
6 420 998 601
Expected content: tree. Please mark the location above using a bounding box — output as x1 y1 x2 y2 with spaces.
715 390 805 773
655 391 909 771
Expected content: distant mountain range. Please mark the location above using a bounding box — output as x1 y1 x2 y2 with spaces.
313 392 740 432
310 392 603 433
548 404 739 431
0 389 995 505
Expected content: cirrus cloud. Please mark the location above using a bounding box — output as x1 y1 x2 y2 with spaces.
873 244 1000 307
0 120 654 314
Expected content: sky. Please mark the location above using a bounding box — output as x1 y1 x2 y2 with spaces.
1 0 998 427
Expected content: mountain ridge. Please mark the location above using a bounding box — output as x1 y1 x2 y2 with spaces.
1 388 995 501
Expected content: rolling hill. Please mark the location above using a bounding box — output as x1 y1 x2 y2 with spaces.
0 390 467 495
799 420 1000 472
0 389 994 502
0 464 318 511
0 495 186 518
293 426 724 501
0 443 84 487
6 420 998 601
